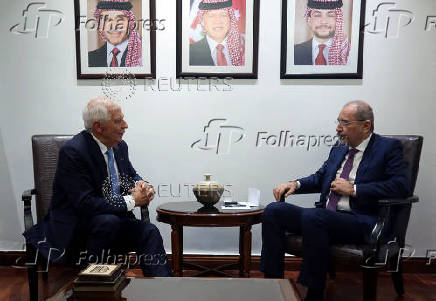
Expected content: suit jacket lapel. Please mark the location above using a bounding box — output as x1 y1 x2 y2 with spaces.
329 146 348 182
113 144 125 175
120 50 127 67
97 44 108 67
83 131 108 179
356 134 377 182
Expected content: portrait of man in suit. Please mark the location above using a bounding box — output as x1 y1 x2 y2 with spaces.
88 0 142 67
261 101 410 301
294 0 350 66
23 98 171 277
189 0 245 66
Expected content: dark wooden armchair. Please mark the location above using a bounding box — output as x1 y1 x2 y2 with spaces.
23 135 150 301
282 135 423 301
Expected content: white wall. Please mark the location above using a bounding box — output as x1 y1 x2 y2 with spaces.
0 0 435 257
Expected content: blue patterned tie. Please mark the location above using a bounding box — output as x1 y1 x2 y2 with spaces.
106 148 120 195
326 148 359 211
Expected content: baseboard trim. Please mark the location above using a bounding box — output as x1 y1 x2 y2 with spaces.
2 251 435 273
0 251 25 267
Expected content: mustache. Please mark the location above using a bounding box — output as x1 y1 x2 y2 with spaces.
106 29 125 33
336 132 349 146
315 25 333 29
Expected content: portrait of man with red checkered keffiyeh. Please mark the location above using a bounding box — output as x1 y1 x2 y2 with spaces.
88 0 142 67
294 0 350 66
189 0 245 66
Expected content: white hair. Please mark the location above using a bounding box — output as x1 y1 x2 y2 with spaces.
82 98 119 131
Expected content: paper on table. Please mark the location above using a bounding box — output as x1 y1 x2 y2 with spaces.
221 202 251 210
247 187 260 206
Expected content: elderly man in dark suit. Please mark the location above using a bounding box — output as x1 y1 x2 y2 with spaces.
261 101 410 301
24 98 172 277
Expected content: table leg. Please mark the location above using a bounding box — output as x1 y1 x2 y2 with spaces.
171 225 183 277
239 225 252 277
239 226 245 277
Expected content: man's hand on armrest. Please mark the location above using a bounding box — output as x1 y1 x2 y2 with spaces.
273 181 299 201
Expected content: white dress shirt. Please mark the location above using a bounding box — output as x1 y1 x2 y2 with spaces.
332 134 372 211
91 133 135 211
296 134 373 211
311 38 333 65
206 35 231 66
106 39 129 67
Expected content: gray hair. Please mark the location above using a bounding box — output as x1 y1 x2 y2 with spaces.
82 98 119 131
345 100 374 132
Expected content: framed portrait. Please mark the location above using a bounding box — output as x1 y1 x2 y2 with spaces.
74 0 156 79
177 0 259 79
281 0 366 79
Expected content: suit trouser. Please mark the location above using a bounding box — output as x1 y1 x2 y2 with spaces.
73 214 172 277
261 202 371 289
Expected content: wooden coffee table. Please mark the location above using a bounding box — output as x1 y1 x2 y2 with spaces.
57 277 301 301
156 201 264 277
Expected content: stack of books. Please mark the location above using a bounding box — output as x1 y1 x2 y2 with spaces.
73 264 127 294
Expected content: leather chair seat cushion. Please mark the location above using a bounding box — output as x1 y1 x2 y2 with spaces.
285 233 364 265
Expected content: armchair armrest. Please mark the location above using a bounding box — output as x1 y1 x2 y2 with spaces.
22 189 36 202
279 194 324 208
22 189 36 231
378 195 419 205
364 195 419 266
140 205 150 223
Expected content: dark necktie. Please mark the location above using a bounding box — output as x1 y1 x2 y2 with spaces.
315 44 327 65
326 148 359 211
217 44 228 66
110 47 120 67
106 148 120 195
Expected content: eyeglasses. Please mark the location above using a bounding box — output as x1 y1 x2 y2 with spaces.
335 120 365 127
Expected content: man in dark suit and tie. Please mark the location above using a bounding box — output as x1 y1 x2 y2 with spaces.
24 97 172 276
189 0 244 66
261 101 410 301
88 0 142 67
294 0 350 66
